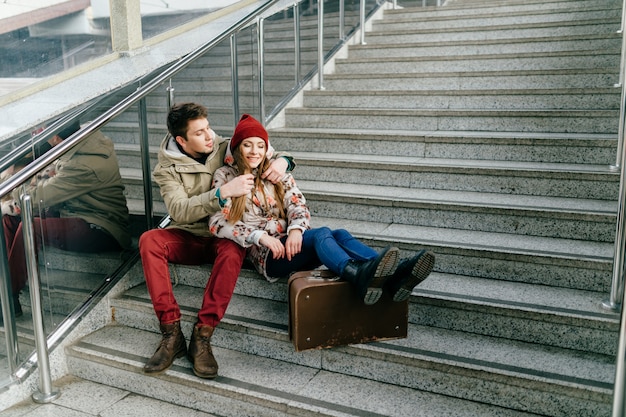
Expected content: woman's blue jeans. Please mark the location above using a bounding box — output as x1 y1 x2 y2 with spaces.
265 227 378 278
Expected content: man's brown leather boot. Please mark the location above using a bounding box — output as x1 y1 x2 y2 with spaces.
188 324 218 379
144 321 187 374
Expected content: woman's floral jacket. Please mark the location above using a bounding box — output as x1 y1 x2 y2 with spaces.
209 165 310 281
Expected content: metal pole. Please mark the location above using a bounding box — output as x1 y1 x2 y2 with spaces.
230 33 240 124
605 132 626 312
257 17 266 123
138 97 154 230
613 296 626 416
318 0 325 90
339 0 345 40
613 0 626 171
20 192 60 403
360 0 366 45
0 220 19 376
166 79 175 110
294 3 301 84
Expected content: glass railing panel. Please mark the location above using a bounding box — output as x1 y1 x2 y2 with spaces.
0 167 36 385
141 1 250 40
261 9 298 117
32 114 135 322
342 0 365 39
0 2 114 99
320 0 343 58
200 36 237 137
0 87 146 383
235 24 262 123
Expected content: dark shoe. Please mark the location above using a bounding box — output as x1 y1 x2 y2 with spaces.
385 250 435 302
342 246 399 305
188 325 218 379
13 292 22 318
144 321 187 374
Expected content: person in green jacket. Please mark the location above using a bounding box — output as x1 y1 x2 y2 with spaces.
2 120 131 316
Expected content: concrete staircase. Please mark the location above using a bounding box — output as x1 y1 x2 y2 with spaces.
55 0 623 416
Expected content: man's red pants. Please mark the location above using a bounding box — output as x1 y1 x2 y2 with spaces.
139 228 245 327
3 214 120 295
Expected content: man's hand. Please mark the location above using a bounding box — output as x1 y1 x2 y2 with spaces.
219 173 254 198
262 157 288 184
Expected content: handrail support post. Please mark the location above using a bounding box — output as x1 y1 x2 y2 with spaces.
20 191 60 403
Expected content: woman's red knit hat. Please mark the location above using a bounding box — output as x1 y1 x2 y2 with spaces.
230 114 268 152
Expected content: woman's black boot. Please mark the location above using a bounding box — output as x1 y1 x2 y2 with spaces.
342 246 399 305
385 250 435 302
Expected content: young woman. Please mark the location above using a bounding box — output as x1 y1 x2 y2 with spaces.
209 114 434 304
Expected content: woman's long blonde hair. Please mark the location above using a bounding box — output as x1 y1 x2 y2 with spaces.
227 144 285 223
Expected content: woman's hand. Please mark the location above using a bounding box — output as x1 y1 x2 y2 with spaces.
285 229 303 260
259 233 285 259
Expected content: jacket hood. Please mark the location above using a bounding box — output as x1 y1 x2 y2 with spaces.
158 128 224 167
67 131 113 159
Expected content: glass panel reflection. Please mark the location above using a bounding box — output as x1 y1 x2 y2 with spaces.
0 102 137 377
0 2 112 96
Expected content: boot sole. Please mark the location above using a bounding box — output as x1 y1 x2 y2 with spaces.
192 368 218 379
364 247 400 305
143 348 187 374
393 251 435 302
188 354 218 379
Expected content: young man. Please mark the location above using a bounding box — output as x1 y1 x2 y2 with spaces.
140 102 292 379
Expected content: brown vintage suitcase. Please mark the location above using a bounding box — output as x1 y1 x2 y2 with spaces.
288 269 409 352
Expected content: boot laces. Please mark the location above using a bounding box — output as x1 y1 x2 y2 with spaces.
197 336 212 354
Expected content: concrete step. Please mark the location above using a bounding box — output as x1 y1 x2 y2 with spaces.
119 192 613 296
302 88 620 110
115 147 619 202
66 324 551 417
268 127 617 164
412 271 619 356
323 68 619 91
379 4 620 31
109 262 619 356
349 35 621 59
287 151 618 199
283 107 619 134
307 215 612 293
20 269 108 317
297 179 616 242
85 279 615 417
367 19 621 44
348 35 621 60
389 0 621 19
333 51 620 74
109 127 618 167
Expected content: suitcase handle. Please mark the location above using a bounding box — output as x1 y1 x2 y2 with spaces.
308 270 339 281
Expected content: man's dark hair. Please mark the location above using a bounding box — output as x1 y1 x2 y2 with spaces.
167 102 208 139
